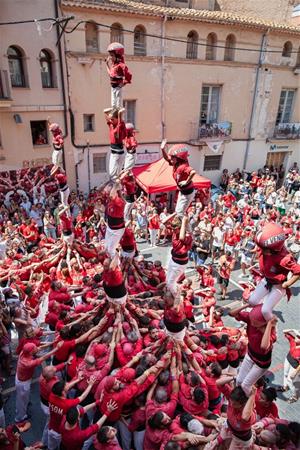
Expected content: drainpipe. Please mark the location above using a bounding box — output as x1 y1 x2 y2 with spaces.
54 0 68 171
161 15 167 141
87 141 91 192
243 30 268 170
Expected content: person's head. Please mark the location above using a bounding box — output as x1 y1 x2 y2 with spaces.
158 369 170 386
52 380 66 397
102 257 111 271
230 386 248 409
164 442 181 450
193 386 206 405
186 371 200 387
259 387 277 405
96 426 117 444
155 386 168 404
66 406 79 426
164 290 175 307
42 365 56 380
288 422 300 446
85 355 96 368
148 411 171 429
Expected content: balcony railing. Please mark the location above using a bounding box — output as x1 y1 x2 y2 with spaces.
273 123 300 140
198 121 232 140
0 70 11 99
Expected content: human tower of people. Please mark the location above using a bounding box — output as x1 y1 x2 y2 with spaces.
0 42 300 450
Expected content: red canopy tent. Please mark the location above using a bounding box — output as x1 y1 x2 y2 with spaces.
132 158 211 194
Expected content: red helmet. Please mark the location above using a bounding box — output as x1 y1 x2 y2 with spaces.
107 42 124 57
168 144 189 161
256 222 286 251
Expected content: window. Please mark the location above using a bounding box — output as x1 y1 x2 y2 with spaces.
30 120 48 146
110 23 124 44
134 25 146 56
296 47 300 67
282 41 292 57
39 49 54 88
224 34 236 61
85 22 98 53
93 154 106 173
123 100 136 126
276 89 295 124
205 33 217 60
7 46 26 87
186 31 198 59
203 155 222 171
83 114 95 132
200 85 220 124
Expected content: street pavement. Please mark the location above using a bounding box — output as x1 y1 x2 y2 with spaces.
2 239 300 446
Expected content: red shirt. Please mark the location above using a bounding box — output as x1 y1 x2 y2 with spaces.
171 233 193 264
148 214 160 230
56 173 67 189
259 248 300 284
120 228 136 252
17 354 43 381
125 134 137 152
60 409 99 450
54 338 76 362
107 119 126 146
48 393 80 432
178 375 208 415
39 369 64 403
60 213 73 232
122 176 136 196
146 393 178 419
93 438 122 450
0 426 25 450
106 196 125 229
227 396 256 440
173 163 194 192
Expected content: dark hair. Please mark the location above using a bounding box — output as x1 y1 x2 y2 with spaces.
139 315 151 326
180 412 194 429
199 335 208 344
66 406 79 425
75 343 88 357
93 274 101 283
221 404 228 414
135 364 147 377
69 323 82 338
230 386 248 406
276 424 291 444
210 335 220 346
194 387 206 404
97 426 110 443
52 380 65 396
189 371 200 387
59 327 69 340
220 334 229 346
148 411 165 429
210 362 222 378
288 422 300 446
262 387 277 402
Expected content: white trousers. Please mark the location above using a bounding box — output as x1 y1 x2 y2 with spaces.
104 225 125 257
62 233 74 246
48 429 62 450
60 186 70 207
149 229 158 246
111 86 123 109
248 278 285 321
52 149 62 166
283 358 300 397
236 353 267 396
40 402 50 446
15 376 31 422
165 327 186 342
121 249 135 259
124 152 136 171
175 190 195 217
124 201 134 222
107 293 127 306
166 258 187 296
109 151 125 180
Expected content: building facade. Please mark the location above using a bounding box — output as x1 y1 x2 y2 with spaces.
0 0 299 191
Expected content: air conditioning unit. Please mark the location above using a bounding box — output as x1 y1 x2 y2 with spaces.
77 57 93 65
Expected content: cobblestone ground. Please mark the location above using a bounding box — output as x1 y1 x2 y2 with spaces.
3 240 300 445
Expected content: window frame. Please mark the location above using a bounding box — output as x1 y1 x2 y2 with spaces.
83 114 95 132
7 46 26 88
275 89 296 125
93 153 107 174
134 25 146 56
123 99 136 127
39 49 54 88
30 120 48 146
85 22 99 53
205 33 217 61
282 41 293 58
186 30 198 60
200 85 221 125
203 154 222 171
224 34 236 62
110 23 124 45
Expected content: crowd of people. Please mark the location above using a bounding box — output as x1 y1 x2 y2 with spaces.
0 40 300 450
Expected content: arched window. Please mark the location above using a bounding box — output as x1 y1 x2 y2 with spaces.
224 34 236 61
39 49 54 88
186 31 198 59
296 46 300 67
282 41 292 57
134 25 146 56
206 33 217 60
110 23 124 45
7 46 26 87
85 22 98 53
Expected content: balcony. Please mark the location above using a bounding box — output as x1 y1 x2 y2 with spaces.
189 121 232 145
0 70 12 108
273 123 300 140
